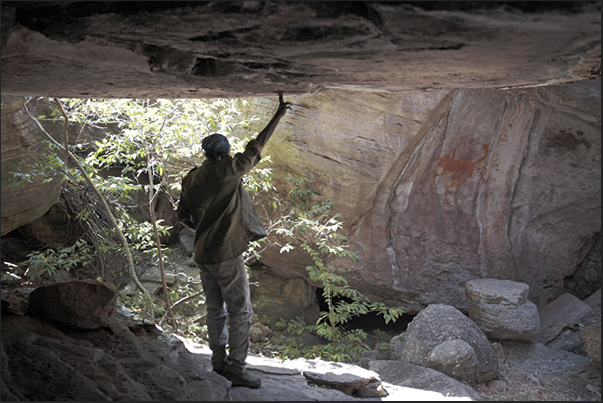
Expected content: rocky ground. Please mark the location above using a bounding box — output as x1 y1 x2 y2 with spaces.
1 301 600 401
2 240 600 401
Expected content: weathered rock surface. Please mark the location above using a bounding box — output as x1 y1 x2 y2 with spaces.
465 279 540 341
1 0 600 325
584 288 602 308
544 291 601 357
0 97 62 236
475 339 600 400
579 306 602 367
1 291 471 401
536 292 593 344
249 264 320 327
1 2 600 99
369 359 483 401
28 279 118 329
565 236 602 301
426 338 482 382
252 78 601 313
2 279 601 401
500 340 594 377
398 304 500 383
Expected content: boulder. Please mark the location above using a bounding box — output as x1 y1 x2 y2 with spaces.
249 321 271 344
426 339 480 381
583 288 601 309
179 230 195 256
28 280 117 329
546 329 587 357
536 293 592 344
579 306 601 367
390 333 406 360
465 279 540 341
540 293 601 357
369 359 484 401
399 304 499 383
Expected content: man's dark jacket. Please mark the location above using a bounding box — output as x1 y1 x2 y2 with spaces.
176 140 266 265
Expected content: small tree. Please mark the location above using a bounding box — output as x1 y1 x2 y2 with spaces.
273 176 405 363
5 96 263 326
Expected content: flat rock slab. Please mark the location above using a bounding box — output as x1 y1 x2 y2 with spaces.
537 293 593 344
465 279 540 341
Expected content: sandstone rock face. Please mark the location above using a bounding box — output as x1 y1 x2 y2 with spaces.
253 79 601 313
0 97 62 236
1 2 600 99
399 304 499 383
28 280 118 329
0 2 600 316
249 266 319 327
465 279 540 341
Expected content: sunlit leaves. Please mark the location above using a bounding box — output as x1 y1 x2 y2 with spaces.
271 175 404 363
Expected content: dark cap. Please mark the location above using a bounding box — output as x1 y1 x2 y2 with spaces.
202 133 230 160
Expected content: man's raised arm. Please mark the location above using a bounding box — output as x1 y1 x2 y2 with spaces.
255 92 292 147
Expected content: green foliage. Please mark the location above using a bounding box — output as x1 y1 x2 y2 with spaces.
117 282 208 342
43 97 262 341
118 290 163 319
2 140 69 190
57 97 260 194
17 238 94 281
272 176 405 363
273 316 369 363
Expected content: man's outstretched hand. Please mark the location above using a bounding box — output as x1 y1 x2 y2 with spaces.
276 91 292 118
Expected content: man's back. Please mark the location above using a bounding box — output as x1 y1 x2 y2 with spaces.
177 140 265 264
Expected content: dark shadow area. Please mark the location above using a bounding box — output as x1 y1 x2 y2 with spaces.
315 287 412 335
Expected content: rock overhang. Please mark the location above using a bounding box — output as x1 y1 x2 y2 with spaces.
1 1 600 99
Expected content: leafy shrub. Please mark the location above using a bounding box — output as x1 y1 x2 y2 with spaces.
17 238 93 281
272 176 405 363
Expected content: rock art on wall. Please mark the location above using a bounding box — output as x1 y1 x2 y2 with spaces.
252 78 600 313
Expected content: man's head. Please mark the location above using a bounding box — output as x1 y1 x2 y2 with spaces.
202 133 230 160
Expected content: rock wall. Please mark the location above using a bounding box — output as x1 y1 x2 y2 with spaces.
0 97 62 236
246 79 601 312
2 79 600 314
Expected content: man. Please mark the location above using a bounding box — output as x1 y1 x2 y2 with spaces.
176 92 291 388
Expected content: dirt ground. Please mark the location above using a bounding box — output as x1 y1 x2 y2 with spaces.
471 361 601 401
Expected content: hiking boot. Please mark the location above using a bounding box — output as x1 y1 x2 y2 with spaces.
212 366 226 375
223 369 262 388
211 346 227 375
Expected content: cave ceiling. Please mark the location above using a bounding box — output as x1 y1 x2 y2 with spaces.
0 1 601 99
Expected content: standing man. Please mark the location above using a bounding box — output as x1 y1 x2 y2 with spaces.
176 92 291 388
